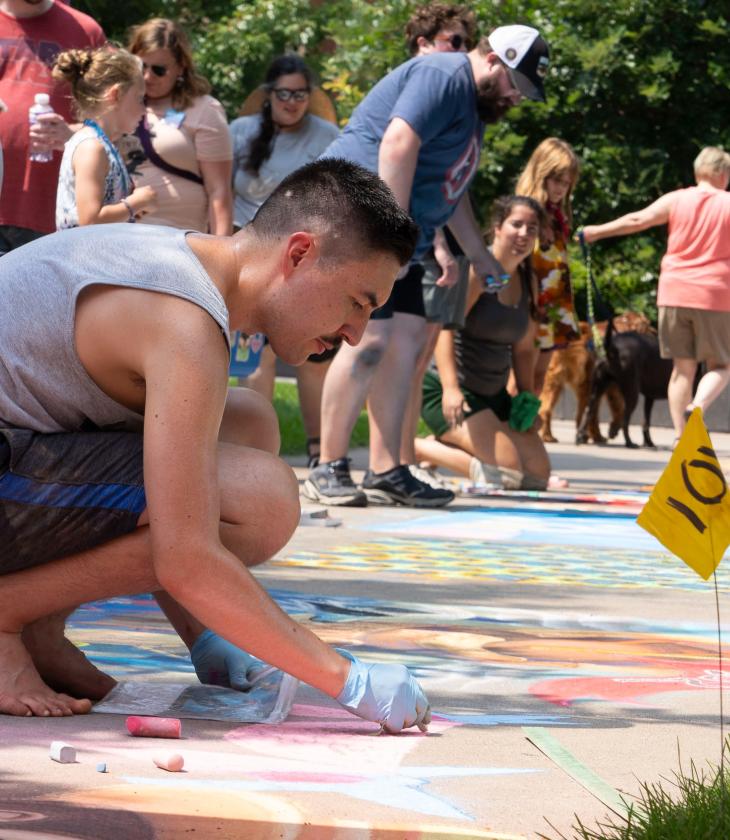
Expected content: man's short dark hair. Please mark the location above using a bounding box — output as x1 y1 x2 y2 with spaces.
405 3 477 56
250 158 419 267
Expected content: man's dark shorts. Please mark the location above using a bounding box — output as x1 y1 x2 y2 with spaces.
370 262 426 320
0 225 46 257
0 428 145 574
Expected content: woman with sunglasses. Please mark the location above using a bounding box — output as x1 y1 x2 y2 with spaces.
228 55 339 467
125 18 232 234
229 54 338 232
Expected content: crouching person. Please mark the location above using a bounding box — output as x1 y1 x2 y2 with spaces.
415 195 551 490
0 159 429 733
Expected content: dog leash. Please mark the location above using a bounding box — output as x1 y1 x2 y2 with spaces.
577 231 606 360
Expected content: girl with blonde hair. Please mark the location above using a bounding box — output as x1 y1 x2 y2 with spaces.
54 46 157 229
515 137 581 394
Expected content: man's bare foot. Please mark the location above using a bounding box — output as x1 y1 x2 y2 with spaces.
0 630 92 716
22 614 116 702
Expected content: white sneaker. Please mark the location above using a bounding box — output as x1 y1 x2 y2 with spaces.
468 458 502 489
409 464 448 490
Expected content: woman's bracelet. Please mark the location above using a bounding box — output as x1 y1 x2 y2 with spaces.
121 198 136 223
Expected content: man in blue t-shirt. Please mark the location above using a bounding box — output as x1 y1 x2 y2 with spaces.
304 24 550 508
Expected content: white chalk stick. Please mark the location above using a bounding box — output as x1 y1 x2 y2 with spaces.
153 752 184 772
49 741 76 763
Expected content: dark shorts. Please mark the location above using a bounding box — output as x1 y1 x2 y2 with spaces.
0 225 46 257
0 428 146 574
370 262 426 320
421 369 512 438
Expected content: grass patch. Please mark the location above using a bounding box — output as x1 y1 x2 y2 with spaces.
542 749 730 840
272 379 371 456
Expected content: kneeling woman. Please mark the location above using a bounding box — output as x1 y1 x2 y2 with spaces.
415 195 552 490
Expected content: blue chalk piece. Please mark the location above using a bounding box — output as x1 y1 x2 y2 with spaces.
96 762 107 773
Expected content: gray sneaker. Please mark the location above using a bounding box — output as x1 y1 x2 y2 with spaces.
302 458 367 507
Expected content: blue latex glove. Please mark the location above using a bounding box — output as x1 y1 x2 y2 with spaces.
335 648 431 733
190 630 272 692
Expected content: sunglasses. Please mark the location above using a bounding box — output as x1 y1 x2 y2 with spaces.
433 33 468 50
143 63 170 78
272 87 311 102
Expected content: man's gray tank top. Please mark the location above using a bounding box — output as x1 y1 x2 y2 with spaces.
453 267 530 397
0 224 230 433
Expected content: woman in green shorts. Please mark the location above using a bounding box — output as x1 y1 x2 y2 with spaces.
415 195 552 490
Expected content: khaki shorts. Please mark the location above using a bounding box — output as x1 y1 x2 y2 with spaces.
422 256 469 329
658 306 730 363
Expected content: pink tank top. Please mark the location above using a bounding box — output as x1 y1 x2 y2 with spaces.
658 186 730 311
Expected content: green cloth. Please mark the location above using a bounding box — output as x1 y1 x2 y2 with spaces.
421 369 512 438
509 390 541 432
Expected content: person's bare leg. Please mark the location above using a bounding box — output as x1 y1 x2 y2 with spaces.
318 319 393 463
401 322 441 465
688 359 730 414
0 525 155 716
668 357 697 437
296 357 332 462
437 411 550 484
367 312 427 473
238 344 276 402
22 388 280 705
2 392 293 716
414 435 471 477
22 609 116 701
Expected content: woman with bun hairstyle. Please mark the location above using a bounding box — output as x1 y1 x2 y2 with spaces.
126 18 232 234
54 46 156 229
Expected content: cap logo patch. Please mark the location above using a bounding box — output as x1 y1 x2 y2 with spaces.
537 56 549 77
505 47 517 61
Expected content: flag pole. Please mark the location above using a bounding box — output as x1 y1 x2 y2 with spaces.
714 571 725 766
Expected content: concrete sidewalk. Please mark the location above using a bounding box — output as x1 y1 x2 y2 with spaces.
1 418 729 839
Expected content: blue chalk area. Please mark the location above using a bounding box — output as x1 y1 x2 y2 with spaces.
370 508 661 551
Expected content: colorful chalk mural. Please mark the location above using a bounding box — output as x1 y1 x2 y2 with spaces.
9 503 726 838
276 536 730 591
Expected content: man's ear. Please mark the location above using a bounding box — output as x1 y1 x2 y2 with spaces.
282 231 318 277
415 35 431 52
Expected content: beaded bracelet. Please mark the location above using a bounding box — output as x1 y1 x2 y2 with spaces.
121 198 136 223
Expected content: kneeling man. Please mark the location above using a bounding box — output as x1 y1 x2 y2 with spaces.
0 159 429 733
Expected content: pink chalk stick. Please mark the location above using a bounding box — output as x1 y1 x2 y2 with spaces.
126 716 181 739
153 752 185 772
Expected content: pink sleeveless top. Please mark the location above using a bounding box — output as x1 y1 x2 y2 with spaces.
658 186 730 311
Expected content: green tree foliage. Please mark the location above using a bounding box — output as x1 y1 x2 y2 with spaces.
77 0 729 318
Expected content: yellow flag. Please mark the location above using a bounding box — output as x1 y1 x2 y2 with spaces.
637 408 730 579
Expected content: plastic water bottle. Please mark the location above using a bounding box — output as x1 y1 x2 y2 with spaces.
28 93 55 163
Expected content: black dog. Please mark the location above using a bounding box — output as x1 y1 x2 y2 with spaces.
576 320 673 448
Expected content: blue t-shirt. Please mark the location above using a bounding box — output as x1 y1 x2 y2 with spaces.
322 53 484 258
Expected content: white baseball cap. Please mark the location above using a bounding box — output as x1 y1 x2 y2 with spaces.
488 25 550 102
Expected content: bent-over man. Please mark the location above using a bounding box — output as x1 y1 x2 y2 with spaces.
0 159 430 733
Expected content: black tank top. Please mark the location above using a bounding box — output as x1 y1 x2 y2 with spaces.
453 265 530 397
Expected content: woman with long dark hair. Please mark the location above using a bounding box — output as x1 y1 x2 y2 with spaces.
229 55 340 467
